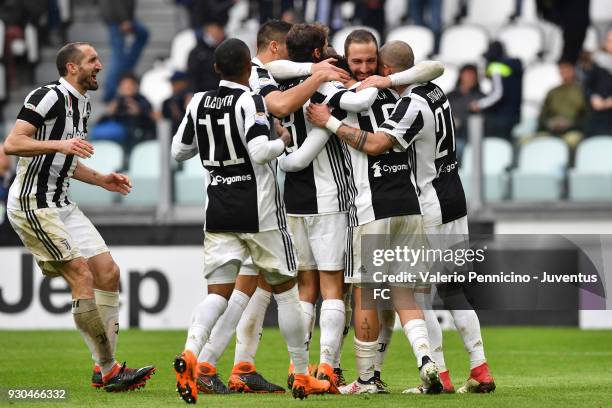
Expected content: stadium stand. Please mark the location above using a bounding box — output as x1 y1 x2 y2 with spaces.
437 24 489 65
69 141 124 205
522 63 562 106
386 25 434 63
460 137 513 202
175 157 207 206
122 140 161 206
511 137 569 201
569 136 612 201
497 24 543 66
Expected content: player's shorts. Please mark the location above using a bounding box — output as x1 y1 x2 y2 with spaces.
424 215 469 248
7 204 108 276
287 212 347 272
345 214 429 288
204 228 297 286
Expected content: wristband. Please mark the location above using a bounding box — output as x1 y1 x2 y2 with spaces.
325 116 342 134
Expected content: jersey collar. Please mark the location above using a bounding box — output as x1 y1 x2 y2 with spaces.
251 57 264 68
399 83 423 97
59 77 89 102
219 79 250 92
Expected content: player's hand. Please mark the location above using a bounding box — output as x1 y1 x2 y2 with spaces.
357 75 391 91
306 104 332 127
278 127 292 146
57 138 94 158
313 59 351 83
100 172 132 195
469 101 481 113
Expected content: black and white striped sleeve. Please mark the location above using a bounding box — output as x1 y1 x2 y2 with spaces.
377 96 424 150
243 93 270 143
249 67 280 97
243 93 284 164
17 86 60 128
171 93 201 162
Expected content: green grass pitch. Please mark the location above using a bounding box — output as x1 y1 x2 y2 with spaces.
1 327 611 407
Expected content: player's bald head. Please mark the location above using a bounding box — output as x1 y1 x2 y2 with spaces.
379 41 414 71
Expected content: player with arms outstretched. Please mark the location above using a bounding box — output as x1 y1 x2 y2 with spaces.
3 42 155 392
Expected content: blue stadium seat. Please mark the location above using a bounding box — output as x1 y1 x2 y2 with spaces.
122 140 160 205
511 137 568 200
569 136 612 201
460 137 513 202
175 157 206 205
69 141 124 205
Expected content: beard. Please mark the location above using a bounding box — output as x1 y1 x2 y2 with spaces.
77 71 99 91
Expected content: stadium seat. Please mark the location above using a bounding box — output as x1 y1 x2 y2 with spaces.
169 29 197 71
122 140 161 205
511 137 568 201
590 0 612 23
69 141 124 205
464 0 516 32
386 25 434 62
431 63 458 94
437 25 489 65
175 157 207 205
331 26 381 55
140 63 174 112
497 24 543 65
460 137 513 202
569 136 612 201
522 63 562 105
583 26 600 53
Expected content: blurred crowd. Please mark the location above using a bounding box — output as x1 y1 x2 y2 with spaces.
1 0 612 169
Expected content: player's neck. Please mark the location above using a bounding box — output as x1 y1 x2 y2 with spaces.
62 76 87 96
393 84 408 96
256 51 275 65
223 75 249 88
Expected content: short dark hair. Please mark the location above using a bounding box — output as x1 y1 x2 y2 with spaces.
286 23 328 63
214 38 251 78
344 29 378 58
56 42 91 76
257 20 292 50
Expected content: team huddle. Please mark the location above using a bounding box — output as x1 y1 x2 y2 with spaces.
171 21 495 403
2 19 494 405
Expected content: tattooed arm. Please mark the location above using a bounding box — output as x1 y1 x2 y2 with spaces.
306 104 396 155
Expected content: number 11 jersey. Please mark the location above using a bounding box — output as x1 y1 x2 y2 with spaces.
175 80 287 233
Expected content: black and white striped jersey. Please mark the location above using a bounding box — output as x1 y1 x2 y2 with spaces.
378 82 467 227
174 80 288 233
335 86 421 227
278 77 350 215
249 57 279 98
7 78 91 211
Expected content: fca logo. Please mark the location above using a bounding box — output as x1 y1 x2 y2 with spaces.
372 161 382 178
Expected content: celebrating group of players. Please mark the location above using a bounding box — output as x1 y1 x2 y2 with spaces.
170 20 496 403
2 16 495 404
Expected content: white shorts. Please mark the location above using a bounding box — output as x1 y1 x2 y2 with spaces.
287 213 347 271
204 228 297 286
7 204 108 276
345 215 429 288
425 215 469 251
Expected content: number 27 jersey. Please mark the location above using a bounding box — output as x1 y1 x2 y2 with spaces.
175 80 286 233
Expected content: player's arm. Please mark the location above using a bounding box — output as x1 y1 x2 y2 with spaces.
357 60 445 90
264 58 348 81
308 97 421 155
72 160 132 195
3 120 93 158
278 126 330 172
245 94 291 164
171 94 201 162
263 62 350 118
4 88 93 158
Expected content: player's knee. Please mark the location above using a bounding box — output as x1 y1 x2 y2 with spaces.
108 262 120 287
